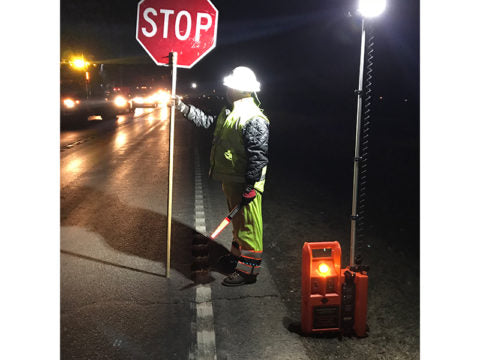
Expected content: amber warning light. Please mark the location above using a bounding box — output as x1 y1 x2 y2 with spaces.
318 264 329 275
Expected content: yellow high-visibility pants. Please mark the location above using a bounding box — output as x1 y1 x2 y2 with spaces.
221 182 263 253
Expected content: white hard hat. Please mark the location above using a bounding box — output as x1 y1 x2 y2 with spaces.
223 66 261 92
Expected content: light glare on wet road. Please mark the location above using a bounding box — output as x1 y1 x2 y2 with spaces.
160 106 168 121
134 108 145 116
115 132 127 148
66 158 83 173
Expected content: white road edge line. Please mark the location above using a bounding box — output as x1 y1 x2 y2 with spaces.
190 147 217 360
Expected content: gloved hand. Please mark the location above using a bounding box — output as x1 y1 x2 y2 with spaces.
171 95 189 115
241 185 256 205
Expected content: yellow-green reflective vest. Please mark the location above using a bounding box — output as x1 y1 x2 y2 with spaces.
209 97 269 193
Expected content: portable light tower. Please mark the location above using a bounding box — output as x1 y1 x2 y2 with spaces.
350 0 385 267
301 0 386 337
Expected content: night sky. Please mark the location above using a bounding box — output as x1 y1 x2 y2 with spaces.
61 0 419 102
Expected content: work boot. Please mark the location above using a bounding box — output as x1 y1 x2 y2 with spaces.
215 253 238 275
222 270 257 287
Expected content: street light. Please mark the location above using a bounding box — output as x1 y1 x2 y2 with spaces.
349 0 386 267
191 82 197 89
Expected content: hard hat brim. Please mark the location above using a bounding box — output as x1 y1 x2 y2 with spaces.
223 75 261 92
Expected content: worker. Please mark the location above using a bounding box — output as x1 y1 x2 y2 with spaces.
173 66 270 287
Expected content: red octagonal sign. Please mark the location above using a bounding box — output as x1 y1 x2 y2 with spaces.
136 0 218 68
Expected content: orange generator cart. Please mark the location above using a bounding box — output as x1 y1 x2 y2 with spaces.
301 241 368 337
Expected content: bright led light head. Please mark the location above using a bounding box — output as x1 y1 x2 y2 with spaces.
358 0 386 18
319 264 329 275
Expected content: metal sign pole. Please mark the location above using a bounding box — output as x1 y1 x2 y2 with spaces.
166 51 177 278
349 18 366 267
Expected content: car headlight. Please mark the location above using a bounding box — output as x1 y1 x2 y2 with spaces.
63 99 76 108
156 91 170 105
114 95 127 107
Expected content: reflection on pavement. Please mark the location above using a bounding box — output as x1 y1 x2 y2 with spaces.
66 158 83 173
114 131 127 149
160 106 168 121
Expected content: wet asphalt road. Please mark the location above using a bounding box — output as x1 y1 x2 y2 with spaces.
61 107 195 359
60 107 310 359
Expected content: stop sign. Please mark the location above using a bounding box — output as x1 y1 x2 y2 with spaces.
136 0 218 68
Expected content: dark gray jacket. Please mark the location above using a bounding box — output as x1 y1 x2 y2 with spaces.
181 103 269 185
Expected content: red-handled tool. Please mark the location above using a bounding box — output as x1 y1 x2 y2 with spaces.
210 204 242 239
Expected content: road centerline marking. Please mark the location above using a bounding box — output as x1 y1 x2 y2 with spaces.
190 147 217 360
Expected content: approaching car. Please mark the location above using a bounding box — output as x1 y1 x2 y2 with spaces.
130 86 158 109
130 86 170 110
107 87 133 115
112 94 132 114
